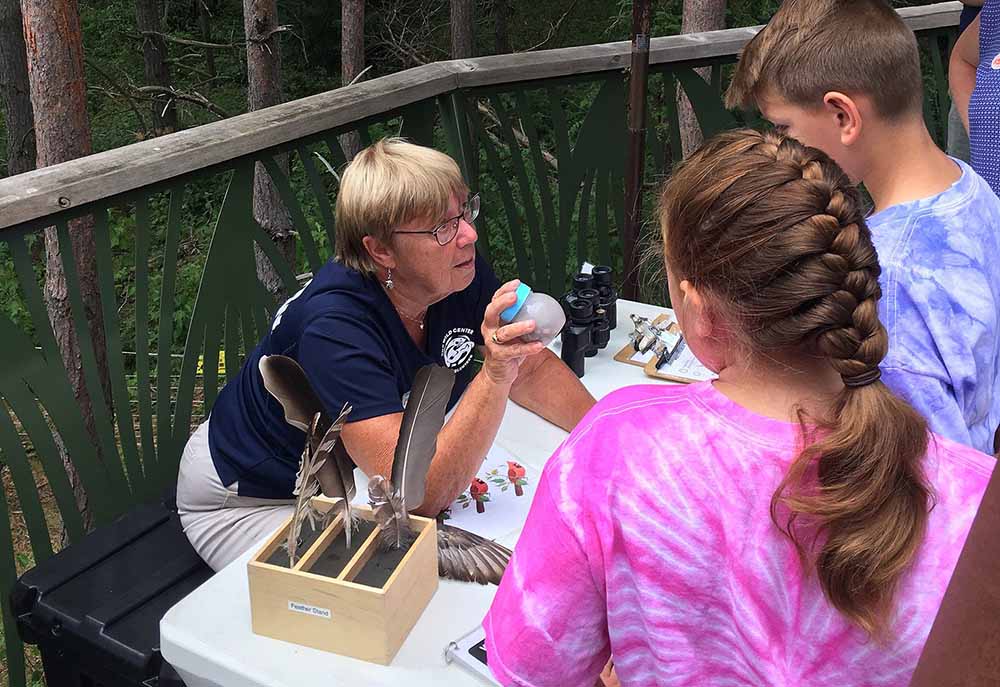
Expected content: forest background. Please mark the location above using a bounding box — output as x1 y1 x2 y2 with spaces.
0 0 946 347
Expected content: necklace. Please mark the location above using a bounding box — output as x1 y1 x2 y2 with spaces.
397 307 426 330
387 291 427 330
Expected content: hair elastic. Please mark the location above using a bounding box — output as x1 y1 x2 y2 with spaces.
842 368 881 388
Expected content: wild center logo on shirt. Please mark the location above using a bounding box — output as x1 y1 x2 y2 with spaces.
992 52 1000 70
442 327 475 372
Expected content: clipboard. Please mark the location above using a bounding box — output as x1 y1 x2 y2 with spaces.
444 625 500 685
613 314 716 384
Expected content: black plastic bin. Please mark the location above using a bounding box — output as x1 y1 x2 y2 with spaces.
10 497 214 687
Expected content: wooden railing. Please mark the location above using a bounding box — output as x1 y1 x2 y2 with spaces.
0 4 961 684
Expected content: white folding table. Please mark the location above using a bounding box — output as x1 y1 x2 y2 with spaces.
160 299 673 687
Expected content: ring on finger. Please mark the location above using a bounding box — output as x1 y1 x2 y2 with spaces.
491 330 502 345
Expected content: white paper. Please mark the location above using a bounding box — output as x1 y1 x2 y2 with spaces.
439 445 538 541
629 348 657 364
668 341 716 381
350 445 538 542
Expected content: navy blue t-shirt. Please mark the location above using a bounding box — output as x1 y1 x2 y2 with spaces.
208 252 500 498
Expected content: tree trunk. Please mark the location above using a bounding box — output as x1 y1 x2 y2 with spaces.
677 0 726 158
23 0 112 531
0 0 36 177
450 0 478 188
135 0 177 134
339 0 364 160
197 0 216 78
494 0 510 54
450 0 474 59
243 0 296 301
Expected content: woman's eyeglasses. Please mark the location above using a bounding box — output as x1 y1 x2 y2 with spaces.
393 194 480 246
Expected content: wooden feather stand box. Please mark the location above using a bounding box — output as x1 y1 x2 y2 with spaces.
247 498 438 665
246 356 511 665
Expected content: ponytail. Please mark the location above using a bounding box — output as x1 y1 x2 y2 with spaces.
774 383 930 635
659 129 932 635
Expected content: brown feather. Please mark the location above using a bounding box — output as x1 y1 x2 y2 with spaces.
368 475 416 550
392 365 456 511
369 364 455 551
259 354 357 550
436 523 511 585
311 403 353 547
258 355 327 434
287 413 326 565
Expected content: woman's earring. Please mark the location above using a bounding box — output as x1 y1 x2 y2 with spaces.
384 268 394 290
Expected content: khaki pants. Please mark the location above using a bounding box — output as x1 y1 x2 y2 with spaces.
176 420 295 571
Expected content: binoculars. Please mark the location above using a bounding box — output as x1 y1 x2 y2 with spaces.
559 266 618 378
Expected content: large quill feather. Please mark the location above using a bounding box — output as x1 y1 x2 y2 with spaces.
259 354 355 552
392 365 455 510
369 364 455 550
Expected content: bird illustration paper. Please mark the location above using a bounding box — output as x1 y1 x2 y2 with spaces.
439 445 539 543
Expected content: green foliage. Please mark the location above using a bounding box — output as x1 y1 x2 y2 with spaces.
0 0 961 345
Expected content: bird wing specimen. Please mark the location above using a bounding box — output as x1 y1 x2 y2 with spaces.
369 364 456 550
436 523 511 585
258 354 354 555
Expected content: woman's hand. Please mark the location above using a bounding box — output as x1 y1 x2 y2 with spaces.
481 279 546 387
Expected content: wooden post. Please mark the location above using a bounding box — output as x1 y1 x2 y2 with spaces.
622 0 651 302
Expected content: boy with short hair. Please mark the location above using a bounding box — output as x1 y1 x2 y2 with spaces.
725 0 1000 454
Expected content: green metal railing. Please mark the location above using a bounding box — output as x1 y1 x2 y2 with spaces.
0 4 960 684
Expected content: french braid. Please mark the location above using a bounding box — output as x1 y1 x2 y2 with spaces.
659 129 931 636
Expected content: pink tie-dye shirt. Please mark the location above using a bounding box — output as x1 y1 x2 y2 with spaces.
484 382 993 686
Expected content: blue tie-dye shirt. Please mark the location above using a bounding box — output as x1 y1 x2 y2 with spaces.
870 158 1000 454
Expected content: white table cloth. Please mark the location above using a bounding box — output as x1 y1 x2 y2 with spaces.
160 299 673 687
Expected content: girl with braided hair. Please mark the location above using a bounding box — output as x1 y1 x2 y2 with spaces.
484 130 993 687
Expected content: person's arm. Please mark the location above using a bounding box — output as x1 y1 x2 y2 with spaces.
484 466 610 686
949 14 981 132
508 348 596 431
340 280 545 516
908 465 1000 687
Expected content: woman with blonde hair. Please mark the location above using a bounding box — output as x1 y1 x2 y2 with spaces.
177 139 595 570
484 130 993 686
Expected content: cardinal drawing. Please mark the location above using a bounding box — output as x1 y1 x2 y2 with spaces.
506 461 526 496
470 478 490 513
